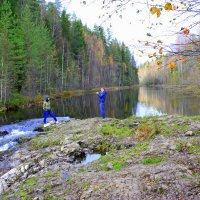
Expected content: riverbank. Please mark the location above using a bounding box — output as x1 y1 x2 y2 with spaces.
1 114 199 199
0 86 136 112
142 84 200 96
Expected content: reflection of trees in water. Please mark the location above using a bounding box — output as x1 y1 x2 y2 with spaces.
55 88 139 119
138 87 200 115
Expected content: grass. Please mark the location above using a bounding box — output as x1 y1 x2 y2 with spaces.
135 123 159 141
142 157 165 165
29 137 61 150
188 144 200 154
100 124 132 138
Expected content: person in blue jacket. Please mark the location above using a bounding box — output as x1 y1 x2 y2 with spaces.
96 87 107 118
43 96 58 127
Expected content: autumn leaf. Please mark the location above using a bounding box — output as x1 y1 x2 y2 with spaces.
144 41 148 46
150 7 161 18
168 62 176 69
164 3 172 11
148 54 153 58
159 48 163 54
197 58 200 61
156 9 161 17
182 28 190 35
157 60 162 65
176 55 181 60
157 40 163 44
150 7 157 15
153 52 156 57
153 45 157 49
182 58 187 63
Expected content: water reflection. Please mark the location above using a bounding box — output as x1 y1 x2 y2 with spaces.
1 87 200 125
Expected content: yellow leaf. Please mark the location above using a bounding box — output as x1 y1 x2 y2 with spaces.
176 55 181 60
164 3 172 11
153 52 156 57
168 61 176 69
156 9 161 17
157 40 163 44
150 7 158 15
182 58 187 63
159 48 163 54
153 45 157 49
157 60 162 65
148 54 153 58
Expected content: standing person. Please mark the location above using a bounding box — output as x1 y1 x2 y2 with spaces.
96 87 107 118
43 96 58 127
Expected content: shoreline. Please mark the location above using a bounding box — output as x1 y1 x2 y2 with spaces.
0 85 138 112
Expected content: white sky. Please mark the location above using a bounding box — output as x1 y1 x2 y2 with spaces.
46 0 197 65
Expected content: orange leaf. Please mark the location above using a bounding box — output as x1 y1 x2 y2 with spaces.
164 3 172 11
157 40 163 44
183 28 190 35
150 7 158 15
197 58 200 61
182 58 187 63
156 9 161 18
168 61 177 69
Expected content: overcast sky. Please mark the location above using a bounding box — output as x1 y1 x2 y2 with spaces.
46 0 196 65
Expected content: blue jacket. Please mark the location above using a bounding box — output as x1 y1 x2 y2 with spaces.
98 90 107 104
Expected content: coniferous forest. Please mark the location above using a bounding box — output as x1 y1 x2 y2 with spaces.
0 0 138 105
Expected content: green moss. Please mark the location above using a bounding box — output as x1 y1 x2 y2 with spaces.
192 172 200 177
159 124 173 136
29 137 61 150
188 145 200 154
99 124 132 138
172 124 189 131
81 181 89 190
45 170 54 177
14 191 28 199
176 141 187 152
25 178 36 184
96 141 111 152
142 157 165 165
113 164 122 171
96 143 148 171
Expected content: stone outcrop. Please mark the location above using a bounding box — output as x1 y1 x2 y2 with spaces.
0 116 199 199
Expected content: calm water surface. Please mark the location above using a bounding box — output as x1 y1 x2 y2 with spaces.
1 87 200 125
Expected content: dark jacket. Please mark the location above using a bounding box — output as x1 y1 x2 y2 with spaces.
98 90 107 103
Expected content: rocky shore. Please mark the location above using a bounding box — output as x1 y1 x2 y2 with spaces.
0 115 200 199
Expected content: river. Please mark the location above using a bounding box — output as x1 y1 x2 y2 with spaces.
0 87 200 152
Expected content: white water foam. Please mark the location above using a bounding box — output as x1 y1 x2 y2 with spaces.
0 117 70 152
